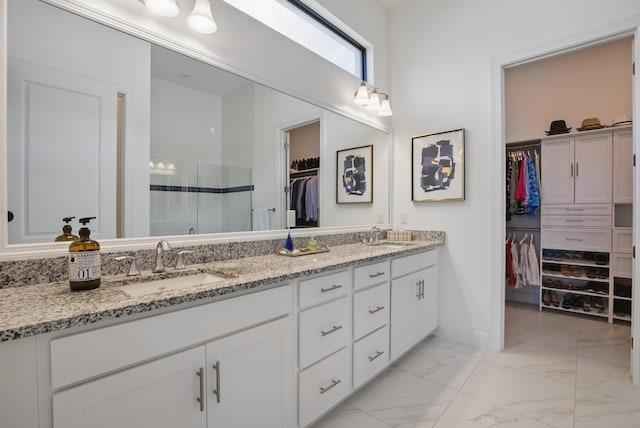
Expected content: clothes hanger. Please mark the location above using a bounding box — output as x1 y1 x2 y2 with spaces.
519 233 529 244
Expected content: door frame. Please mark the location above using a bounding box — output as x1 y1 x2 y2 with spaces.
489 18 640 386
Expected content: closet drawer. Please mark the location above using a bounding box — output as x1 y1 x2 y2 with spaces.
298 270 350 309
612 228 632 253
612 253 632 278
298 347 350 428
353 325 389 389
541 227 611 252
299 296 349 369
353 282 390 340
391 249 438 279
353 260 390 291
541 204 612 216
541 215 611 228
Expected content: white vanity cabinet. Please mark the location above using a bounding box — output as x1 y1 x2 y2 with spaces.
390 249 439 361
50 284 294 428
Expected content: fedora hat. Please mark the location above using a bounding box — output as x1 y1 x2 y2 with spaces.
545 120 571 135
577 117 605 131
610 113 632 127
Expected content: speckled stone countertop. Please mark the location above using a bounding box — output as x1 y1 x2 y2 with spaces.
0 237 444 342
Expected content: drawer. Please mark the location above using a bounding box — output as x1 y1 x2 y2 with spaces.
541 204 612 216
353 326 389 389
391 249 438 279
299 297 349 369
541 215 611 227
541 228 611 252
354 260 390 291
612 228 632 253
612 253 632 278
353 282 390 340
298 347 351 427
299 270 350 309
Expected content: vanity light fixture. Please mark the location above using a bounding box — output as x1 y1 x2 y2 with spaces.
353 82 393 116
143 0 180 17
187 0 218 33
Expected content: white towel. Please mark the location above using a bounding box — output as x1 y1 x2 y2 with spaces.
252 209 271 231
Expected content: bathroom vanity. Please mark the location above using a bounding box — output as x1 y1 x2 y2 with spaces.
0 236 443 428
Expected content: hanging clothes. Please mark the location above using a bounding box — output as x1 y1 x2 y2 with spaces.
506 147 541 218
290 174 319 226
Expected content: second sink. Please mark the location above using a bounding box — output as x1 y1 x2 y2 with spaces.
122 272 227 298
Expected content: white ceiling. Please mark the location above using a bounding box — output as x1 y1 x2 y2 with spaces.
378 0 410 10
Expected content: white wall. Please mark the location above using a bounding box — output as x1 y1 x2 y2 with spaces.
505 37 633 142
389 0 640 347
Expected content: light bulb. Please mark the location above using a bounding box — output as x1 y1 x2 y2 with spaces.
145 0 180 17
366 90 380 111
353 82 369 105
188 0 218 34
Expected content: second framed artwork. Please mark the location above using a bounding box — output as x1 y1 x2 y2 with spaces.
336 144 373 204
411 128 465 202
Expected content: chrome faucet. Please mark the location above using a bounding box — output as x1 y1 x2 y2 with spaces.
153 240 173 273
364 226 380 245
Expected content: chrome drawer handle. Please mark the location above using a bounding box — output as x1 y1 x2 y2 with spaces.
368 350 385 362
565 208 584 211
565 219 584 223
196 368 205 412
565 238 584 241
368 305 385 314
321 284 342 293
212 360 221 403
320 379 341 395
369 272 385 278
321 325 343 336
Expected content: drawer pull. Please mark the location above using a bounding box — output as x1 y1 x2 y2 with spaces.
369 271 385 278
565 219 584 223
212 360 221 403
196 368 205 412
565 208 584 212
320 379 341 395
369 305 385 314
565 238 584 242
321 325 343 336
321 284 343 293
368 350 385 362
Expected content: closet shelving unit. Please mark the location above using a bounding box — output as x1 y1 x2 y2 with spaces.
539 125 632 323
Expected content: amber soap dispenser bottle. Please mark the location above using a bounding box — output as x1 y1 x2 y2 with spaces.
68 217 101 291
55 216 79 242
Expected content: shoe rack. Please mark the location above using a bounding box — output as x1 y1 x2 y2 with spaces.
540 250 611 320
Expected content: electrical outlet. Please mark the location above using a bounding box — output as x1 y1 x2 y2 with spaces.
400 212 408 224
377 212 385 223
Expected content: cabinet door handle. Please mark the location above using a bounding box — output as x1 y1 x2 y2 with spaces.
416 281 421 299
319 379 341 394
570 163 574 177
368 350 385 362
368 305 385 314
575 162 579 177
196 367 205 412
212 360 221 403
369 271 385 278
421 280 425 299
321 284 342 293
321 325 343 336
565 238 584 242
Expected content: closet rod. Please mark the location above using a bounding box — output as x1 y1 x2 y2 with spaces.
506 143 540 151
506 226 540 231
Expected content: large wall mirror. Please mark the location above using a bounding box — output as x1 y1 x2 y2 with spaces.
4 0 390 247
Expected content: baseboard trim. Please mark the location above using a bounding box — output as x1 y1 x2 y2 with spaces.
434 324 491 349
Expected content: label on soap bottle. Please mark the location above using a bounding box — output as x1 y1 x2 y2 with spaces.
69 252 101 281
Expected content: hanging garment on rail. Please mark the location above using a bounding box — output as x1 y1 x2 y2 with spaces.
506 150 540 217
290 175 319 223
506 233 540 288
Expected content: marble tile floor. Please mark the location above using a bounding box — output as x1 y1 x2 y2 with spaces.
312 301 639 428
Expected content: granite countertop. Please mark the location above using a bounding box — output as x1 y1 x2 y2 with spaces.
0 239 443 342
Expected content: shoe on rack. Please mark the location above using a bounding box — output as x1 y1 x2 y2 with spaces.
583 295 592 312
561 265 572 276
542 290 551 306
571 266 582 277
550 291 560 307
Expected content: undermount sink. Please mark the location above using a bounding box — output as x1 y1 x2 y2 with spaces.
122 272 227 298
364 240 416 248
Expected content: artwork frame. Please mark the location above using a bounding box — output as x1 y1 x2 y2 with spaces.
336 144 373 204
411 128 465 202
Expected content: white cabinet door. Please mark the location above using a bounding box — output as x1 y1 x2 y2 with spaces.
206 316 293 428
53 347 206 428
415 264 439 339
390 271 419 361
613 128 633 204
574 133 612 204
541 137 575 204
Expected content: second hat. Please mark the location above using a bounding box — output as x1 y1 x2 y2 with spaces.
577 117 605 131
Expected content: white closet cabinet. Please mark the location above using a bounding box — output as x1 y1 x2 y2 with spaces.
613 128 633 204
53 347 207 428
390 250 439 361
541 133 612 204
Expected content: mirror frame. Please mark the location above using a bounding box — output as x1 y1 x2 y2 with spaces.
0 0 393 260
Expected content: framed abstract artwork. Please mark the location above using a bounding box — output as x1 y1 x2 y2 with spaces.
411 128 465 202
336 145 373 204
